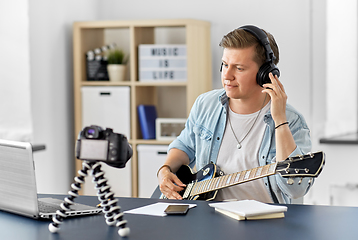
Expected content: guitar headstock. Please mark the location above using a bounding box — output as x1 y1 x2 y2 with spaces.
276 151 325 178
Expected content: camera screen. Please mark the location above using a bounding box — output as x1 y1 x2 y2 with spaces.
79 139 108 160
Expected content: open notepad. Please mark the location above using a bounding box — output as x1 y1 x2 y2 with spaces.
209 200 287 221
124 202 197 217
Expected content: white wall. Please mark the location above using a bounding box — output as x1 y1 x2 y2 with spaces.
0 1 33 141
325 0 357 137
24 0 356 206
29 0 102 193
304 0 358 206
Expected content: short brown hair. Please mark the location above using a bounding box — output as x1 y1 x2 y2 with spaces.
219 28 279 66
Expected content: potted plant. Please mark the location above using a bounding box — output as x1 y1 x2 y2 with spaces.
106 49 128 81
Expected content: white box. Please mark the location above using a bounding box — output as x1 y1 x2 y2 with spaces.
81 86 132 197
156 118 186 141
81 86 130 139
137 145 168 198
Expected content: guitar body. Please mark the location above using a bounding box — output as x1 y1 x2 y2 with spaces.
176 163 224 201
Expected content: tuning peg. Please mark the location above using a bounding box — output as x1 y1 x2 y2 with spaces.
287 177 294 185
295 169 299 174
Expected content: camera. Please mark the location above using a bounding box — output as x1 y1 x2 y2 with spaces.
75 125 132 168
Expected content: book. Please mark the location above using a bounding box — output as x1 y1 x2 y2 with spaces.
214 208 285 220
137 105 157 139
209 200 287 221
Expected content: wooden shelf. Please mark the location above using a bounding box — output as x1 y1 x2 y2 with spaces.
81 81 187 87
81 81 132 86
319 132 358 144
73 19 212 197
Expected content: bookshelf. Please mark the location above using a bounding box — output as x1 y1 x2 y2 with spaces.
73 19 212 197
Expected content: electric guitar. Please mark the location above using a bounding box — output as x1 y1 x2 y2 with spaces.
160 151 325 201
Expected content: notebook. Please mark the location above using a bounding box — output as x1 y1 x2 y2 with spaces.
0 139 102 219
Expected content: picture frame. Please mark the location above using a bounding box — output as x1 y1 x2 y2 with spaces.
155 118 186 141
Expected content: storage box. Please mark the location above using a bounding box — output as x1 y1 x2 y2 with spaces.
81 86 130 139
156 118 186 141
137 145 169 198
81 86 132 197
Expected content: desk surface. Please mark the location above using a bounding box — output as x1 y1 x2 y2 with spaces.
1 194 357 240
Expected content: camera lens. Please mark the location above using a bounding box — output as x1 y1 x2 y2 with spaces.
85 128 97 138
87 129 95 135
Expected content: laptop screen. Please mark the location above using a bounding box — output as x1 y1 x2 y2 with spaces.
0 139 39 218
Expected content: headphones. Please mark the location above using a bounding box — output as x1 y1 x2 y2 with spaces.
220 25 280 87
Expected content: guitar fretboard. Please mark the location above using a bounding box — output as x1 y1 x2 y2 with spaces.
189 162 278 197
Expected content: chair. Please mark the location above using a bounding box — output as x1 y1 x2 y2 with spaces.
151 186 162 198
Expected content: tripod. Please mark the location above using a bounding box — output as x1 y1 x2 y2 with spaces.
48 160 130 237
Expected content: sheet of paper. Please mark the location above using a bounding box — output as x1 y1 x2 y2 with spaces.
124 202 197 217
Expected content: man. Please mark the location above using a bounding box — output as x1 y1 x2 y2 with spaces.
157 25 312 204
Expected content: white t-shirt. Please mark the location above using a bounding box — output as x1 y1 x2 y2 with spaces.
215 101 273 203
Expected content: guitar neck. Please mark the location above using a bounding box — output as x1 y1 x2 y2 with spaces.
189 162 278 197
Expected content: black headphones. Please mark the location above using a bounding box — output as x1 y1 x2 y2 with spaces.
220 25 280 87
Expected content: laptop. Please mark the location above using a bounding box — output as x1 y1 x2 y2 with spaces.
0 139 102 219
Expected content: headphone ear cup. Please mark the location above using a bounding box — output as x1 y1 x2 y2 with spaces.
256 63 280 87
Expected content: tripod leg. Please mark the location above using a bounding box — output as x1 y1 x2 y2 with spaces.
91 162 130 237
48 161 92 233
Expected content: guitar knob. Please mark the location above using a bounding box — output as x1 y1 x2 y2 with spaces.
287 178 294 185
298 177 303 185
308 177 313 184
295 169 299 174
305 168 309 173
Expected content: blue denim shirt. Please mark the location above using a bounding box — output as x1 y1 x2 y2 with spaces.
169 89 312 204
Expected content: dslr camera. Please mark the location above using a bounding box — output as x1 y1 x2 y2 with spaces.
75 125 132 168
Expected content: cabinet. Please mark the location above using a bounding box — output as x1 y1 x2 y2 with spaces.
137 145 169 198
73 19 212 197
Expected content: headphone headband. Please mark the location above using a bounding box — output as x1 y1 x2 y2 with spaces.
237 25 276 63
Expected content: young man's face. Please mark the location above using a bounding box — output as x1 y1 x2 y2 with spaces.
221 46 262 100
